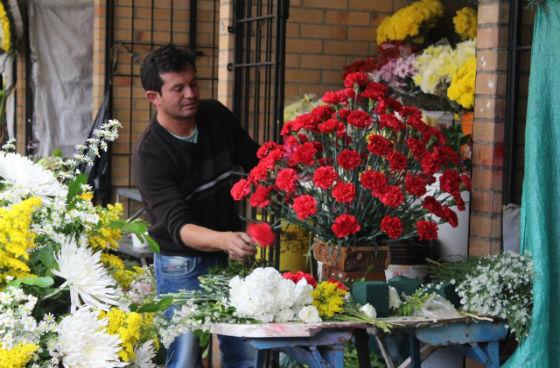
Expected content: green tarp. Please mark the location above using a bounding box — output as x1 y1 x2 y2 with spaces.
504 1 560 367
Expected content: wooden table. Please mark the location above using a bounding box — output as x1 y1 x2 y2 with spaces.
211 316 508 368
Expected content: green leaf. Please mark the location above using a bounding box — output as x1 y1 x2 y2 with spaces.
145 235 160 253
137 297 174 313
157 296 174 310
137 302 159 313
67 173 88 205
8 276 54 288
36 244 56 270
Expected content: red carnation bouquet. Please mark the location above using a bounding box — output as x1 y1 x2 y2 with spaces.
232 72 469 246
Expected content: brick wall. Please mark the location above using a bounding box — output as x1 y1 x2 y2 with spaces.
283 0 472 103
469 0 510 256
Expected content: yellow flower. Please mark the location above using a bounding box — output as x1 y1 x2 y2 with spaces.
447 56 476 109
88 203 123 250
0 197 42 284
454 7 477 40
376 0 443 45
311 281 347 318
100 308 157 363
0 342 38 368
79 191 94 202
101 253 145 289
0 2 11 53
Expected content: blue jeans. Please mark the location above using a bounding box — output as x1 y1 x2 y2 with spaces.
154 252 257 368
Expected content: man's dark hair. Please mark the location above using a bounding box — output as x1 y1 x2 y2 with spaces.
140 44 196 93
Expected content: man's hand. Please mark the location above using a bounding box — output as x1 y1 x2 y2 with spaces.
220 231 256 261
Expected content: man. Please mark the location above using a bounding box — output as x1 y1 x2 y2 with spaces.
133 44 259 368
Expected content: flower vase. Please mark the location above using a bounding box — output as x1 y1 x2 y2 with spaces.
312 241 389 281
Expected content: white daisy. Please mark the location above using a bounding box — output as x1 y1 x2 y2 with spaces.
131 340 157 368
54 306 125 368
0 152 67 201
52 238 122 312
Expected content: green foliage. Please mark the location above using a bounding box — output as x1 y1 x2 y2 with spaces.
395 289 431 316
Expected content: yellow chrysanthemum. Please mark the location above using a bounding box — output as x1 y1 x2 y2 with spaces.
0 342 38 368
454 7 477 40
79 191 94 201
376 0 444 45
88 203 123 250
311 281 347 318
100 308 143 362
0 197 42 284
0 2 11 53
413 39 476 95
447 56 476 109
101 253 144 289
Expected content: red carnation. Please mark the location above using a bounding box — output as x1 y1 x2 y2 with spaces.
331 214 361 238
281 121 293 136
360 170 388 196
311 105 334 121
288 142 317 166
313 166 338 189
257 141 280 159
367 135 393 156
380 186 404 208
292 195 317 220
249 185 273 208
422 196 443 216
400 105 422 120
275 168 298 193
318 118 340 133
292 114 320 132
328 278 349 291
361 82 388 100
343 72 369 88
379 113 406 131
406 138 427 159
381 216 403 239
247 222 275 247
405 174 427 197
416 220 438 241
248 162 269 184
441 206 458 228
439 169 461 194
231 179 251 200
337 149 362 170
437 146 460 165
283 271 317 288
420 152 441 175
387 151 407 171
346 110 372 128
332 182 356 203
337 108 351 120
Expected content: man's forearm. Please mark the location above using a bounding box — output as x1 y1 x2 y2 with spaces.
179 224 226 252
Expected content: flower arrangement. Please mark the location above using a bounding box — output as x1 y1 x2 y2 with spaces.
455 252 533 341
232 73 468 247
453 7 477 40
376 0 444 45
0 122 163 367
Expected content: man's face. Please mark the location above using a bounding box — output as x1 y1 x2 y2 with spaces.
151 65 200 120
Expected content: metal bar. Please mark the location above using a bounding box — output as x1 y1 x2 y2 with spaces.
211 0 218 99
253 0 262 143
233 0 244 118
408 333 421 368
503 0 522 207
354 329 373 368
112 40 214 50
189 0 197 51
170 0 174 43
263 0 272 142
236 14 276 23
242 0 253 132
233 61 275 68
23 2 33 155
128 0 136 188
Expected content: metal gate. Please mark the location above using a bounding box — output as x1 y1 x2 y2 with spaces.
231 0 289 273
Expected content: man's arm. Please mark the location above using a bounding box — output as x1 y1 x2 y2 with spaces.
133 149 255 260
178 224 255 261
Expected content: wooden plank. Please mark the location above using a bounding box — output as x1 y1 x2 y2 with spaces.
209 322 367 338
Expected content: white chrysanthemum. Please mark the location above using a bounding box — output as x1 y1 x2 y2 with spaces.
0 152 67 201
52 238 122 312
298 305 322 324
54 307 125 368
360 303 377 319
132 340 157 368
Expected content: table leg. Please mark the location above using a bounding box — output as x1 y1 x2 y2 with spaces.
408 333 422 368
482 341 500 368
354 329 372 368
254 349 266 368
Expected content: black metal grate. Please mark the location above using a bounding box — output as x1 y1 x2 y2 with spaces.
232 0 289 270
503 0 535 205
